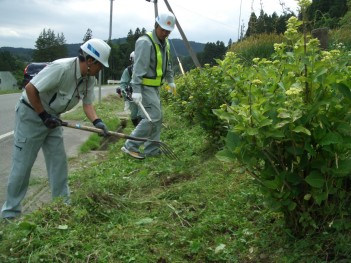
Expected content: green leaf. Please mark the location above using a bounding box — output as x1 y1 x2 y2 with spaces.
216 148 236 163
135 217 153 225
304 194 312 200
313 68 328 80
320 132 343 146
215 244 226 254
18 221 37 231
262 177 280 190
258 118 272 128
275 121 289 128
264 130 285 138
247 127 259 136
292 126 311 136
278 112 290 119
305 171 325 188
313 191 328 205
288 201 297 211
226 131 241 145
334 159 351 176
334 83 351 100
286 172 302 185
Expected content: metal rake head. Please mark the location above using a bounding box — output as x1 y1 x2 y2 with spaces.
156 141 179 160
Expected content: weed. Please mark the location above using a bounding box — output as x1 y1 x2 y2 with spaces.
1 92 350 262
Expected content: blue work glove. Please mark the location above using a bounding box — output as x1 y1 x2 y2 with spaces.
93 118 109 137
38 111 62 129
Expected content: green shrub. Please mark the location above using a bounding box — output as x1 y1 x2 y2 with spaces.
229 33 284 63
215 14 351 236
163 65 231 147
329 27 351 50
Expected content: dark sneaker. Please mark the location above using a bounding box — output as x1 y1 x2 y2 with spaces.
121 146 145 160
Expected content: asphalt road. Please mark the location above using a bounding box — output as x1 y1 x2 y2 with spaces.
0 85 118 215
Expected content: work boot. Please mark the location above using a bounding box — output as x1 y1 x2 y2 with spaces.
121 146 145 160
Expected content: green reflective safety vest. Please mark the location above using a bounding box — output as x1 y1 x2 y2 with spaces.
142 32 170 87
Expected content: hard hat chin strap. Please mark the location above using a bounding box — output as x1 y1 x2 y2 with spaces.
82 51 94 76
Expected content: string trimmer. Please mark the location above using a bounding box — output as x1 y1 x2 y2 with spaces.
61 121 178 160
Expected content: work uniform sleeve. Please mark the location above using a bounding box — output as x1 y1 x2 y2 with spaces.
119 68 130 91
131 36 153 93
30 63 64 93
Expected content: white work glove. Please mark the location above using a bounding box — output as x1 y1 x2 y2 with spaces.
132 92 142 103
168 82 176 95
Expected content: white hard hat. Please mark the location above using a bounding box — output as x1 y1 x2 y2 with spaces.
155 11 176 31
130 51 135 62
80 38 111 67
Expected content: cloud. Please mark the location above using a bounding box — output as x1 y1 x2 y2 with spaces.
0 0 299 48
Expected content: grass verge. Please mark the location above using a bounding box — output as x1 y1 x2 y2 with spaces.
0 95 350 262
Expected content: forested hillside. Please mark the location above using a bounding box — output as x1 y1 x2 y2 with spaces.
0 38 205 62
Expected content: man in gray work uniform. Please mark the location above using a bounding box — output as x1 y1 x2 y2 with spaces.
119 51 141 127
121 11 176 159
1 38 111 219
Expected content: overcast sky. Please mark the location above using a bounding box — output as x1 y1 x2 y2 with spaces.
0 0 299 49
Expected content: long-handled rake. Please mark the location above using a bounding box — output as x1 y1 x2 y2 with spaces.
61 122 178 160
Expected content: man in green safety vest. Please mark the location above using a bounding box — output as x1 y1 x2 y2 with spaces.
121 11 176 159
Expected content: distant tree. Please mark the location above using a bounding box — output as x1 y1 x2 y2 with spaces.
245 10 295 38
33 28 68 62
83 28 93 43
276 13 294 34
126 29 134 45
126 27 147 47
227 38 233 49
198 41 226 66
256 10 267 34
0 51 17 71
246 12 258 37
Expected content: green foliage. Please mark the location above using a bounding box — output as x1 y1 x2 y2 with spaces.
198 41 227 66
1 94 351 262
33 28 68 62
0 51 26 85
163 64 231 147
230 33 284 63
82 28 93 43
0 51 20 71
215 15 351 235
330 27 351 50
307 0 348 28
245 10 295 38
339 0 351 27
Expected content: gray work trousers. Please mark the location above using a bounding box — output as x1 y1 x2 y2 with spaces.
1 101 69 218
124 86 162 156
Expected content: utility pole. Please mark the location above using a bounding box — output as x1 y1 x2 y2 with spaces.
99 0 114 103
154 0 158 17
108 0 114 41
146 0 158 17
163 0 201 68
